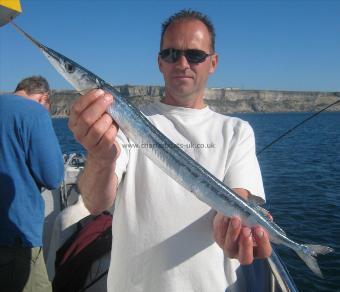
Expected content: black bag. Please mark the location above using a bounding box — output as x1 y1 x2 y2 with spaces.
52 211 112 292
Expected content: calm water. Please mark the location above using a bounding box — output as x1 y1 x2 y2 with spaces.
53 112 340 292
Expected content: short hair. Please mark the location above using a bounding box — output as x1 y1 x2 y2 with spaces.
160 9 216 52
14 76 50 95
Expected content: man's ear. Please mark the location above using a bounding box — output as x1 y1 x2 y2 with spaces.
158 55 164 73
209 53 218 74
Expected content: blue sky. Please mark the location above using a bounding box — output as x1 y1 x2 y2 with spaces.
0 0 339 92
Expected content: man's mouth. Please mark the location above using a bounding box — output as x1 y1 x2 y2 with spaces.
172 75 193 79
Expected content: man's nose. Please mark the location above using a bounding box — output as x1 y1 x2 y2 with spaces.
175 54 190 69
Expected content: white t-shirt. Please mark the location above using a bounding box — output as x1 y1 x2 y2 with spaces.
108 101 265 292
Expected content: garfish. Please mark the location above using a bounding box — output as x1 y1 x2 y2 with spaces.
11 23 333 279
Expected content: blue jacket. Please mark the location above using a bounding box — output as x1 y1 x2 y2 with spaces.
0 94 64 247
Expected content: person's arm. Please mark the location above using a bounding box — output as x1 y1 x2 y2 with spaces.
77 155 118 215
28 109 64 189
213 188 272 265
68 89 120 214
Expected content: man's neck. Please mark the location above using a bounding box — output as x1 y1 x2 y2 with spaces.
14 90 29 98
161 93 206 109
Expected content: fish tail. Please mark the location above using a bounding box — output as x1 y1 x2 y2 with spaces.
295 244 334 278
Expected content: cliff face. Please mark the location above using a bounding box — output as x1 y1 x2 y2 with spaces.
204 89 340 113
49 85 340 117
50 90 81 117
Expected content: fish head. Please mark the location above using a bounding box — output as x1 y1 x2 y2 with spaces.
12 22 101 94
40 47 101 94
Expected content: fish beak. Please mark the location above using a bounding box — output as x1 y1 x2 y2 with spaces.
11 22 62 66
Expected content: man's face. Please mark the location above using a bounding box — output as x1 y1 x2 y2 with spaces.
39 93 51 111
28 92 51 111
158 19 218 108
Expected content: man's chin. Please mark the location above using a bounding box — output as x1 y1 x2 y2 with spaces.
172 91 194 101
170 85 195 98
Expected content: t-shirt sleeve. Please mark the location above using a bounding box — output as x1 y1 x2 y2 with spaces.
27 110 64 190
223 121 265 204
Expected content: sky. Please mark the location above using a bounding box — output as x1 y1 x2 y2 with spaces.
0 0 339 92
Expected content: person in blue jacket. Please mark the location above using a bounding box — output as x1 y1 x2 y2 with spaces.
0 76 64 292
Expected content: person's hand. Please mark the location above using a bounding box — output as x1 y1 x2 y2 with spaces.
213 212 272 264
68 89 120 164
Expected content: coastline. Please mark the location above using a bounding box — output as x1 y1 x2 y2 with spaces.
3 85 339 117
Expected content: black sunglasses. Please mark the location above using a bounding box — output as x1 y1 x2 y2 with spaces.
159 48 214 64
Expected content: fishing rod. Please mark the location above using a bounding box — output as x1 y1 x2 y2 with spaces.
256 99 340 156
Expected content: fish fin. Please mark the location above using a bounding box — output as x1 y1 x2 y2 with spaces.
249 202 270 218
295 244 334 278
253 205 287 235
248 194 265 206
305 244 334 255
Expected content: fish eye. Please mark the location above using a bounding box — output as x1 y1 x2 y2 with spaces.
65 62 75 73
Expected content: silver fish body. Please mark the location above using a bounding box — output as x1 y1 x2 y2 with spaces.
11 23 333 280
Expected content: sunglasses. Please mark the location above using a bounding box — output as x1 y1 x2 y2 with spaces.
159 48 214 64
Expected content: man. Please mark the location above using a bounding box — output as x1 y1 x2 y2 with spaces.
69 10 272 291
14 76 51 111
0 76 64 291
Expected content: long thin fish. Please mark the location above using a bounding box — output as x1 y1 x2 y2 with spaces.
11 23 333 280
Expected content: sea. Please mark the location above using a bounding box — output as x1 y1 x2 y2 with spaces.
53 112 340 292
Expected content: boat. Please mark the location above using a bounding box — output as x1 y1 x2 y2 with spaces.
42 153 298 292
42 153 111 291
0 0 21 27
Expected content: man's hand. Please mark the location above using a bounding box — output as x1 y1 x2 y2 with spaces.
68 89 120 164
213 187 272 264
213 213 272 264
68 89 120 214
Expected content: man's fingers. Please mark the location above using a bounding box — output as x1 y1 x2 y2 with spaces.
76 93 113 132
93 134 121 161
213 213 229 248
69 89 105 128
72 93 113 143
81 113 116 150
92 122 120 156
253 226 272 259
67 89 120 163
223 217 241 258
238 227 254 265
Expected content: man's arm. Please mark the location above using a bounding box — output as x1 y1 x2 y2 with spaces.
28 109 64 189
213 188 272 264
77 155 119 214
69 89 119 214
